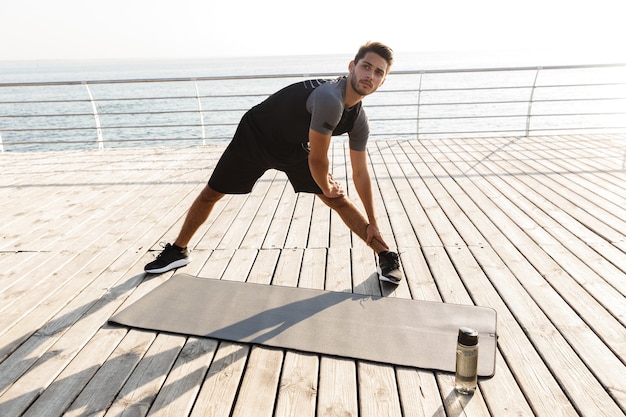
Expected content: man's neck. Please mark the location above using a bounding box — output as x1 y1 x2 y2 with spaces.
344 75 364 108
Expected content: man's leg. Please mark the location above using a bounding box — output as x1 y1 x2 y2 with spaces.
144 185 224 273
174 185 225 248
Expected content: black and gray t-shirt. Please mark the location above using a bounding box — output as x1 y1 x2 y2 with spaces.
247 77 369 151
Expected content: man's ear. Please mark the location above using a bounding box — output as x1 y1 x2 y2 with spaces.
348 60 355 72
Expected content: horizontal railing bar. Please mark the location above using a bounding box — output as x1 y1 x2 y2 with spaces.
5 111 624 132
0 137 210 146
395 81 626 94
0 108 247 118
5 126 623 148
1 123 238 132
3 82 623 106
367 125 626 137
7 122 623 140
385 97 626 107
5 93 622 112
0 73 344 88
370 112 626 121
0 94 269 105
4 100 625 120
2 63 625 88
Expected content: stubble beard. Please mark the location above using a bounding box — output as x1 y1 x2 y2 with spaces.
349 71 372 96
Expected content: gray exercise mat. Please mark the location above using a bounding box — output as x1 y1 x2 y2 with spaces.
109 274 497 376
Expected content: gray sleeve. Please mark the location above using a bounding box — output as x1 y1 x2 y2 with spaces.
307 88 344 136
348 110 369 151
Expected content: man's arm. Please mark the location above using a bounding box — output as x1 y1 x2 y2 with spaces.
349 148 388 248
308 129 344 198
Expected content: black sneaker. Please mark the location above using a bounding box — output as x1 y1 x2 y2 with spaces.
377 251 403 284
144 243 191 274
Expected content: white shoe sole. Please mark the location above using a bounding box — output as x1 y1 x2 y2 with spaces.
145 258 191 274
377 267 401 284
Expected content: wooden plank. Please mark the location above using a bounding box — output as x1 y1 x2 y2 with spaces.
231 346 283 417
144 337 219 417
325 247 351 292
262 179 298 250
239 170 287 249
189 342 250 417
298 248 326 290
317 357 358 417
218 171 278 250
103 333 186 417
396 367 446 417
220 248 258 282
272 248 303 287
329 142 352 249
351 244 380 296
308 195 331 249
244 248 279 285
284 193 314 249
358 362 402 417
275 351 319 417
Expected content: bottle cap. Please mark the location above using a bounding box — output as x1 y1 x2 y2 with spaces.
457 327 479 346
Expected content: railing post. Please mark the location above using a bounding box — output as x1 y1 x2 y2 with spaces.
416 72 423 140
525 67 541 137
83 82 104 150
0 131 4 152
194 79 207 145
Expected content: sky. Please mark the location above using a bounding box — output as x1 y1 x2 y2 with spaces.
1 0 625 63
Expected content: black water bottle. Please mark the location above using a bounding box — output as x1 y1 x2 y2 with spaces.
455 327 479 394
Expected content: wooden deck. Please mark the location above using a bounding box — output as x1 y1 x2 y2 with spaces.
0 134 624 417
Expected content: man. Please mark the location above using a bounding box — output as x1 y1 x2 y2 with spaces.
145 41 403 284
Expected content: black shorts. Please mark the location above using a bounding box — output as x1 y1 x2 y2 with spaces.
208 115 323 195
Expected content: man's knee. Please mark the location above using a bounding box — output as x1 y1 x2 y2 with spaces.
199 185 225 203
317 194 350 210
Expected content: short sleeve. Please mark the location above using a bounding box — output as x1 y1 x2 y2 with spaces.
348 110 369 151
307 86 344 136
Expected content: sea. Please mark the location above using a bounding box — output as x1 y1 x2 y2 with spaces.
1 50 624 152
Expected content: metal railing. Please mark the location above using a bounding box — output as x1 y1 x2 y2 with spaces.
1 63 625 152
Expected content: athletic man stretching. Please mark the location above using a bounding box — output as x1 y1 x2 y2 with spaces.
145 41 403 283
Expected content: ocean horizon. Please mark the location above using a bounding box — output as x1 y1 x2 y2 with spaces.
1 48 624 84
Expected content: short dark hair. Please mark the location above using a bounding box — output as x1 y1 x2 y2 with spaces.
354 41 394 72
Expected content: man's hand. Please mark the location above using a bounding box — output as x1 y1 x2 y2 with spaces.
366 223 389 250
324 173 345 198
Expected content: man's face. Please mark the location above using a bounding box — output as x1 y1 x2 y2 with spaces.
349 52 388 96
